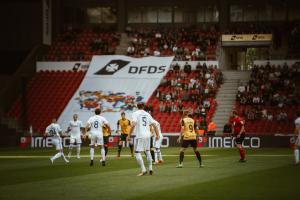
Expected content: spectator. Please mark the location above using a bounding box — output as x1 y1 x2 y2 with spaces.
183 62 192 74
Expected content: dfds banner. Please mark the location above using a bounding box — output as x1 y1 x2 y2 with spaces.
58 55 174 131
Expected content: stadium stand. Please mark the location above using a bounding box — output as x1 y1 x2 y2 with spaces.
147 63 223 132
126 27 219 61
43 28 120 61
233 63 300 135
7 70 85 133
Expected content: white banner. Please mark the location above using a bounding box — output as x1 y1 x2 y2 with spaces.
43 0 52 45
36 61 90 72
58 55 174 131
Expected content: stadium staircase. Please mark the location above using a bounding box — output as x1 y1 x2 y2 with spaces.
213 70 250 134
115 33 130 55
7 70 85 133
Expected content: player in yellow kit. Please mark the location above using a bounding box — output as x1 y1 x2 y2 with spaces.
177 110 203 168
117 112 133 157
102 124 111 156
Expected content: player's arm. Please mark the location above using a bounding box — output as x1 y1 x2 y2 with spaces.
177 120 184 143
127 121 136 141
150 123 159 141
105 123 111 135
116 120 121 135
237 121 245 138
84 122 91 139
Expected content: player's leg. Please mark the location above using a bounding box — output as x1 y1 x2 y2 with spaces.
117 134 124 157
157 137 163 163
104 136 109 156
68 138 75 158
50 138 61 163
177 140 188 168
129 137 134 157
90 135 96 166
58 138 69 163
294 138 299 165
150 137 155 162
294 147 299 165
98 136 106 166
134 138 147 176
145 138 153 174
236 135 246 162
192 141 203 167
76 137 82 159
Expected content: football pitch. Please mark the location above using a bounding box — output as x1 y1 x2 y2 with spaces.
0 147 299 200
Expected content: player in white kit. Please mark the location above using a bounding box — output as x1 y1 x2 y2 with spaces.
128 103 159 176
44 118 69 164
85 108 111 166
293 111 300 165
152 119 164 164
67 114 84 159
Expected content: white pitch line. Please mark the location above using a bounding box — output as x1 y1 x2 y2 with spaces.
0 154 292 159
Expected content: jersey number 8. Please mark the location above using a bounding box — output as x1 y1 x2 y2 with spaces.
94 121 99 128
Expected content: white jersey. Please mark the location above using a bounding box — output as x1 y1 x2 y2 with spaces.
295 117 300 136
45 123 62 138
152 120 163 138
87 115 109 136
132 110 155 139
68 120 83 138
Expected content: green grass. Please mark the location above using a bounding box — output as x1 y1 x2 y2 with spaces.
0 147 299 200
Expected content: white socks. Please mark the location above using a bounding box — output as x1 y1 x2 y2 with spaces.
68 144 73 157
146 151 153 171
68 144 81 158
101 147 106 161
51 152 62 161
90 148 95 160
154 148 163 162
159 151 163 161
135 153 146 172
77 144 81 157
61 152 69 162
294 149 299 164
51 152 69 163
154 149 158 162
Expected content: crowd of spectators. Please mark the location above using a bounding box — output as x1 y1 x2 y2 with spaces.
150 63 223 121
126 27 219 61
236 62 300 122
44 28 120 61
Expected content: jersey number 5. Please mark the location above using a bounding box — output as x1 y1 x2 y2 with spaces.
142 117 147 126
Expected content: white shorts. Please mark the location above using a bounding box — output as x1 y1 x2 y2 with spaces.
51 137 63 150
153 137 163 149
70 136 82 144
90 134 103 146
134 137 151 152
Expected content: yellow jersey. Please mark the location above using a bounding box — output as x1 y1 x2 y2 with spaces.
181 117 197 140
102 125 110 137
117 118 131 135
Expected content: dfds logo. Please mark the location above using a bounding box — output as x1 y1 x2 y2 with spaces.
128 66 166 74
94 60 167 75
94 59 130 75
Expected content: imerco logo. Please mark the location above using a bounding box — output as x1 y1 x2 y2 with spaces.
208 137 260 148
94 59 130 75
